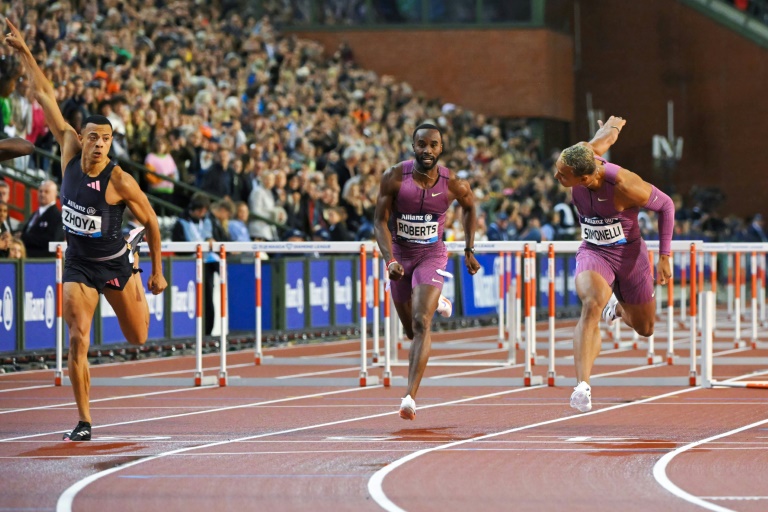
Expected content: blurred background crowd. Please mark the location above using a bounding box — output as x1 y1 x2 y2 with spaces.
1 0 766 262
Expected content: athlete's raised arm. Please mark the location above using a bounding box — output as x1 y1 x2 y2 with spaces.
5 19 81 168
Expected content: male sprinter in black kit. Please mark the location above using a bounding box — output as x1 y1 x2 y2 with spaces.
7 20 167 441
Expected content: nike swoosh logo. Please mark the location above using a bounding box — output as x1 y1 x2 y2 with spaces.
431 192 443 197
597 198 608 202
652 196 658 202
432 278 442 283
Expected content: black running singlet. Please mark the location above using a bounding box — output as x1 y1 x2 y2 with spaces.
60 154 126 259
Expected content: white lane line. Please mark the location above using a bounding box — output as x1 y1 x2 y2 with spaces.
124 362 255 379
0 386 213 419
1 386 377 443
276 367 359 379
55 386 543 512
653 417 768 511
367 386 704 512
0 384 55 393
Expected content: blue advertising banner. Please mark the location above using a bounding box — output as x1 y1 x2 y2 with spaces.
284 260 305 330
170 259 196 338
23 262 57 350
227 261 273 333
567 256 578 306
101 260 166 344
334 259 354 325
538 257 566 308
309 260 331 328
0 263 17 352
459 253 502 316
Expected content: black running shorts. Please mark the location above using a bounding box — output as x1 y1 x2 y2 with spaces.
64 251 138 294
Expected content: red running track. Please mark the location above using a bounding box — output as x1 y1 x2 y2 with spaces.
1 325 767 512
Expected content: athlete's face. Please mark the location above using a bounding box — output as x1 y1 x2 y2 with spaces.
554 157 595 189
412 129 443 171
81 123 113 164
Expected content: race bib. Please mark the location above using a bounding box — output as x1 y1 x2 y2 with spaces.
581 217 626 246
395 213 439 244
63 205 102 237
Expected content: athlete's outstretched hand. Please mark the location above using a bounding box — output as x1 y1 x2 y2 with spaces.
465 253 481 275
388 261 404 281
597 116 627 133
656 255 672 285
147 272 168 295
4 19 31 55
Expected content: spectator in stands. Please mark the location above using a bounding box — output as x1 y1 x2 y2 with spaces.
202 148 234 199
228 201 252 242
144 138 178 207
744 213 768 242
9 75 32 171
171 193 219 335
20 179 63 258
487 211 510 241
7 238 25 259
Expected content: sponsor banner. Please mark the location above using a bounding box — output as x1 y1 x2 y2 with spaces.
23 262 57 350
334 259 354 325
228 261 272 333
284 260 305 330
459 254 502 316
538 256 566 309
101 260 165 344
567 256 578 306
170 259 196 338
309 259 331 328
0 263 17 351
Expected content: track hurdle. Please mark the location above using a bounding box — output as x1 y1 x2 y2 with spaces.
703 290 768 389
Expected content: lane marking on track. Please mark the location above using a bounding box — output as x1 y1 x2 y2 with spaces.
276 367 359 379
0 385 55 393
0 386 217 419
367 368 768 512
55 386 544 512
653 400 768 512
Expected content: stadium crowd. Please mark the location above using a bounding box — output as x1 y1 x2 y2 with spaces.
0 0 765 262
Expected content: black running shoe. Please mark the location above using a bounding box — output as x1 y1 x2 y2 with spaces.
126 226 146 256
63 421 91 441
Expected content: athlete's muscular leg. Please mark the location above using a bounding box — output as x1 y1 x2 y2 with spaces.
63 283 99 424
574 271 613 385
393 300 414 340
405 284 441 399
615 301 656 337
104 272 149 345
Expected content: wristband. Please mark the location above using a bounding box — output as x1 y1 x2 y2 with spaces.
387 258 398 269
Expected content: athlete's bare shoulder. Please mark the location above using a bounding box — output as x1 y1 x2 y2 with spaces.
380 162 404 196
105 165 141 203
446 167 471 200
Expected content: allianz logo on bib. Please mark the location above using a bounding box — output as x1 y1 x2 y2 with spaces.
1 286 13 331
24 286 55 329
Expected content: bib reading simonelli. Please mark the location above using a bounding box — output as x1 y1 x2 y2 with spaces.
395 213 439 244
580 216 627 246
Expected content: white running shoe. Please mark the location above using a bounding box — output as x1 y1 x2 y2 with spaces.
570 381 592 413
436 295 452 318
399 395 416 420
602 294 619 326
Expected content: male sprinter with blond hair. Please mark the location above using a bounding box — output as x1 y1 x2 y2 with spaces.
553 116 674 412
7 20 167 440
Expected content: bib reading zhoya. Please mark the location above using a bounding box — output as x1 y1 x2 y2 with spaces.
62 205 102 237
395 213 439 244
580 217 626 246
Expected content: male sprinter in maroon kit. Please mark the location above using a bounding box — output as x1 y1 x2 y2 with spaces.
6 20 167 440
553 116 674 412
375 123 480 420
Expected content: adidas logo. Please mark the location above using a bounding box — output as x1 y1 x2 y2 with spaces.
75 430 89 437
86 181 101 191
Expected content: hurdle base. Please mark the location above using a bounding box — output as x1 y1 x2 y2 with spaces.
224 376 381 387
54 371 62 386
709 379 768 389
63 376 216 387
